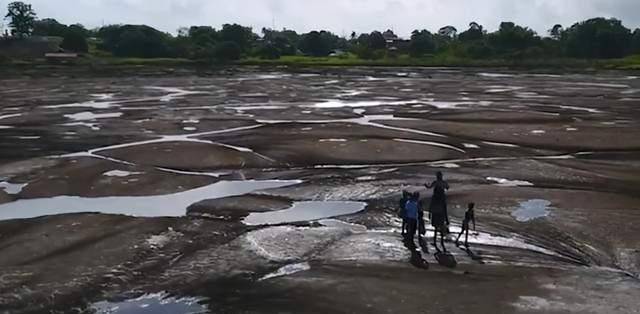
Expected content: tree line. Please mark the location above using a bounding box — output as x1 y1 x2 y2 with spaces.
3 1 640 61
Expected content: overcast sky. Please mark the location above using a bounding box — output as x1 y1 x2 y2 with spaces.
2 0 640 37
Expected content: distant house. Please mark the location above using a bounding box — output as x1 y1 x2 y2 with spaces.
382 30 408 51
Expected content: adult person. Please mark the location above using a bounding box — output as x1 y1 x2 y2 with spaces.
425 171 450 252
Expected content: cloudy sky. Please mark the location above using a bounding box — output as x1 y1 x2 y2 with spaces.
2 0 640 37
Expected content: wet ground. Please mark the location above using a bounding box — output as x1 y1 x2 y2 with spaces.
0 67 639 313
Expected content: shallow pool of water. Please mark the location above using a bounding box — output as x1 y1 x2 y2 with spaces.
243 201 367 226
92 292 207 314
0 180 301 221
512 199 552 222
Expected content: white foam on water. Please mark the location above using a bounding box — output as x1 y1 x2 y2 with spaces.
463 143 480 149
64 112 123 121
531 130 546 134
0 180 301 221
183 127 197 131
0 126 14 129
15 136 41 140
487 177 534 187
259 262 311 281
182 119 200 124
243 201 367 226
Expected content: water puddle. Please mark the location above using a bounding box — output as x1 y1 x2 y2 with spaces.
512 199 552 222
482 141 520 148
0 180 301 221
478 73 516 78
312 99 420 109
259 262 311 281
64 112 123 121
0 181 28 195
92 292 207 314
63 122 101 130
393 138 465 153
243 201 367 226
487 177 533 187
103 170 142 177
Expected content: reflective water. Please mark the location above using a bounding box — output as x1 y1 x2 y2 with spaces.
0 180 301 221
512 199 552 222
92 292 207 314
243 201 367 226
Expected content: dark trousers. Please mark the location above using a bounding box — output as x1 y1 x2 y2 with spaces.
405 218 418 243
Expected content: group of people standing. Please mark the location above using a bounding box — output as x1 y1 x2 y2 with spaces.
399 171 476 253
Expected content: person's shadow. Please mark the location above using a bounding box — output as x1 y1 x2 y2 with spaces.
410 250 429 269
459 245 485 264
434 250 457 268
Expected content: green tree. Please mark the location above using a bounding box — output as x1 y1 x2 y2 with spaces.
458 22 484 42
549 24 563 40
299 31 331 56
33 18 67 37
97 25 172 58
409 29 435 57
61 27 88 52
438 25 458 39
5 1 36 38
220 23 254 53
563 18 632 58
489 22 540 55
368 31 386 50
214 41 241 61
631 29 640 54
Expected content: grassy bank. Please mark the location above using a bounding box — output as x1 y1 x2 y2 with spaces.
2 53 640 74
238 54 640 70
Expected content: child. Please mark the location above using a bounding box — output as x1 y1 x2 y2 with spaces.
403 192 424 249
398 190 410 236
456 202 476 247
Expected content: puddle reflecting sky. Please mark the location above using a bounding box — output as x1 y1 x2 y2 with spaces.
512 199 552 222
0 180 300 221
243 201 367 226
92 293 207 314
